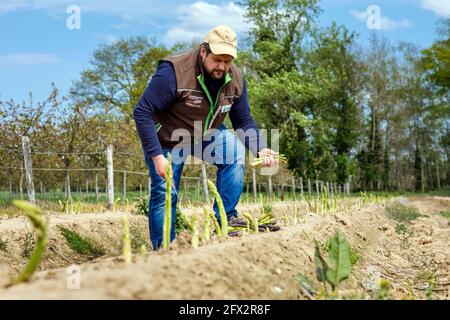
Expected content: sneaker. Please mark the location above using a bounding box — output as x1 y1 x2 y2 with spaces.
228 216 248 228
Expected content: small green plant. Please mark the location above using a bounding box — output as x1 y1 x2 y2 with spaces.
129 225 149 253
297 231 352 299
395 223 410 235
58 226 104 257
59 197 81 214
375 279 392 300
0 238 7 252
190 213 199 248
163 153 172 250
243 212 259 233
259 200 273 217
22 232 35 258
360 191 369 204
113 197 122 212
323 239 360 267
175 207 192 235
417 271 437 300
132 195 149 216
12 200 48 284
207 179 228 239
438 211 450 220
202 206 211 243
121 214 132 264
386 204 421 223
206 207 222 238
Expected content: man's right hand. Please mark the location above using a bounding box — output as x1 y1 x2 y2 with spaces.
153 155 169 179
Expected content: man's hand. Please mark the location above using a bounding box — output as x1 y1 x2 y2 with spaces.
258 148 279 167
153 155 169 179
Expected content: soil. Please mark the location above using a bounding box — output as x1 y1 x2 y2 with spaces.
0 196 448 299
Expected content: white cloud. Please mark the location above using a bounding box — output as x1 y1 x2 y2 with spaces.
95 33 120 44
0 0 29 13
0 0 162 25
164 1 250 46
421 0 450 18
0 54 60 66
349 9 412 30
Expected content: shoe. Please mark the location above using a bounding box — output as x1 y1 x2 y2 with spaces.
258 223 281 232
228 230 242 237
228 216 248 228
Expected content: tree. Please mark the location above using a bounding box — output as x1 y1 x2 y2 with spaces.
69 37 170 120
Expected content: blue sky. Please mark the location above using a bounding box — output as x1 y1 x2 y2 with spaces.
0 0 449 104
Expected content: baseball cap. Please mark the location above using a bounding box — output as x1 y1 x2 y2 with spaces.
203 25 237 58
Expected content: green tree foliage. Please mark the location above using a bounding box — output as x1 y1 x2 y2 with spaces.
69 37 170 119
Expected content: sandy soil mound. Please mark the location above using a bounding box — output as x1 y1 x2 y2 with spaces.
0 196 448 299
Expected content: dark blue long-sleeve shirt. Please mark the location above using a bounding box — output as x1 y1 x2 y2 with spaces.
133 61 266 159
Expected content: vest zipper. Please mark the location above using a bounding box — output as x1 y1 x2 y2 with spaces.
197 73 232 136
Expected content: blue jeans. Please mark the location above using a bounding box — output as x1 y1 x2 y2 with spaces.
144 125 245 250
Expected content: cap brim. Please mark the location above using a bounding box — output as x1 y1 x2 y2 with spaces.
209 43 237 59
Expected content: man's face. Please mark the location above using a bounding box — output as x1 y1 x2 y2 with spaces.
200 47 233 80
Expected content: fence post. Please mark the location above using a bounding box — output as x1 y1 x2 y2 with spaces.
291 177 296 200
436 162 441 190
268 175 273 197
21 136 36 204
65 171 71 199
95 172 99 201
19 163 23 199
197 178 200 197
326 181 330 198
252 168 257 200
86 179 89 195
308 178 311 197
106 145 114 210
9 174 12 199
315 179 319 196
201 163 209 203
300 177 303 196
348 175 352 195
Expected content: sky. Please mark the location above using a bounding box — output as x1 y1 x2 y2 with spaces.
0 0 449 104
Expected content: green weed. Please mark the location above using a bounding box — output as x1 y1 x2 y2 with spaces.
58 226 104 258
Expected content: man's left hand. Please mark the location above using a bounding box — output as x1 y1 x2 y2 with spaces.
258 148 279 167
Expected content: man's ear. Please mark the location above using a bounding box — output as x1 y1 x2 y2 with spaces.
199 46 207 59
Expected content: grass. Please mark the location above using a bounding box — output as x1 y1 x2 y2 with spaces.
438 211 450 219
395 223 411 235
58 226 104 257
386 204 421 223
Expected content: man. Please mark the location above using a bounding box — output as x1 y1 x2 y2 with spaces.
133 25 279 250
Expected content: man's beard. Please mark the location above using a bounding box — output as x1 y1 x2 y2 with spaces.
203 63 225 80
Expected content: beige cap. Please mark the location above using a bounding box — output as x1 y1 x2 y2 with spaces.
203 25 237 58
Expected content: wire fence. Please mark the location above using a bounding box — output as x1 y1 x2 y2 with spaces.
0 136 353 207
